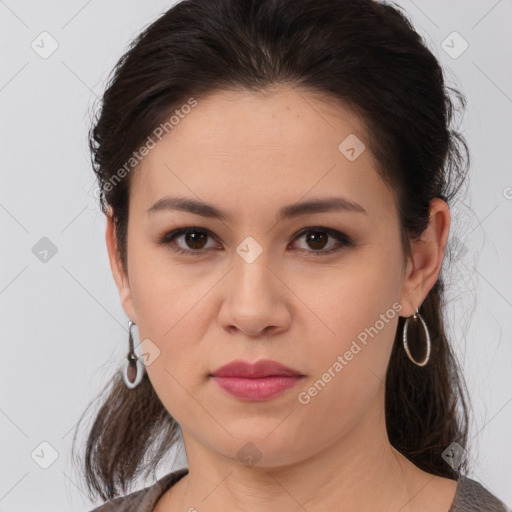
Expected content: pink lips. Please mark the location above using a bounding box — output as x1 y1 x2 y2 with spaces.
210 359 304 401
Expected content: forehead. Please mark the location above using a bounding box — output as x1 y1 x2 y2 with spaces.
130 86 395 223
144 85 368 157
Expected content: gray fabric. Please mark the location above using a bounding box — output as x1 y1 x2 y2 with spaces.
89 468 510 511
448 474 511 512
88 468 189 512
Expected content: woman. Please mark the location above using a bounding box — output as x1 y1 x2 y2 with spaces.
74 0 510 510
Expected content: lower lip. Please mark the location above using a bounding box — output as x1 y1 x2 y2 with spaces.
211 375 303 401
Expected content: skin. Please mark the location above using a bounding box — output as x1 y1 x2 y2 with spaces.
106 85 457 511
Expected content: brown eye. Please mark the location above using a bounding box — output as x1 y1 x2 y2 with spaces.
305 231 328 250
291 227 353 256
182 231 208 250
160 228 218 255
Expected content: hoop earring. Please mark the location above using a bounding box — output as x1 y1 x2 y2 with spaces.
402 307 431 366
122 319 146 389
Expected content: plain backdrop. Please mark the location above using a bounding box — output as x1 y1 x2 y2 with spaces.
0 1 511 510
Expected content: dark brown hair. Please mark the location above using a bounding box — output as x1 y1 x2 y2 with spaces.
73 0 471 501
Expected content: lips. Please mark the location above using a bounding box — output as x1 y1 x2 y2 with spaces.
210 359 303 378
210 359 305 401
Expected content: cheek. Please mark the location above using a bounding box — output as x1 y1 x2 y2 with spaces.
288 247 402 354
127 253 214 409
128 240 205 334
290 315 397 454
141 312 206 428
289 256 401 432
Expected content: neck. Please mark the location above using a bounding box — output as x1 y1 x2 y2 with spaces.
167 389 432 511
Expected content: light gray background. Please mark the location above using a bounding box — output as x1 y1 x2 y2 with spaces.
1 1 511 510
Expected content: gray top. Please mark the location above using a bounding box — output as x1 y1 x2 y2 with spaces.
89 468 510 512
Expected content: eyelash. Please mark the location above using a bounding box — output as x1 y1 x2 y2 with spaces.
158 226 354 257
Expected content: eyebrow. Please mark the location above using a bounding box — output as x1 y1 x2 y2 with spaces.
146 195 367 221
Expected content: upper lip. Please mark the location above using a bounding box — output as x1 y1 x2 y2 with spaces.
210 359 304 378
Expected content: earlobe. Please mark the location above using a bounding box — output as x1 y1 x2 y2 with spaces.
105 211 137 322
399 198 451 317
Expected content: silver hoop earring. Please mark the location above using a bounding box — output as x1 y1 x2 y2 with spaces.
402 307 431 367
122 319 146 389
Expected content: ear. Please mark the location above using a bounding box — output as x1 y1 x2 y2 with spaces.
105 207 137 323
399 198 451 317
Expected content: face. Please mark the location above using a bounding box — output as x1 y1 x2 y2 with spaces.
107 85 428 467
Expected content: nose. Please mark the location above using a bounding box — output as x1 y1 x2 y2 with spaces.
217 249 291 338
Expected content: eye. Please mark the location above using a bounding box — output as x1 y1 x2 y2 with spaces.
289 227 353 256
159 226 354 256
159 227 219 255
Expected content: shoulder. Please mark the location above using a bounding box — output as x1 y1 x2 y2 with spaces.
87 468 189 512
450 474 510 512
